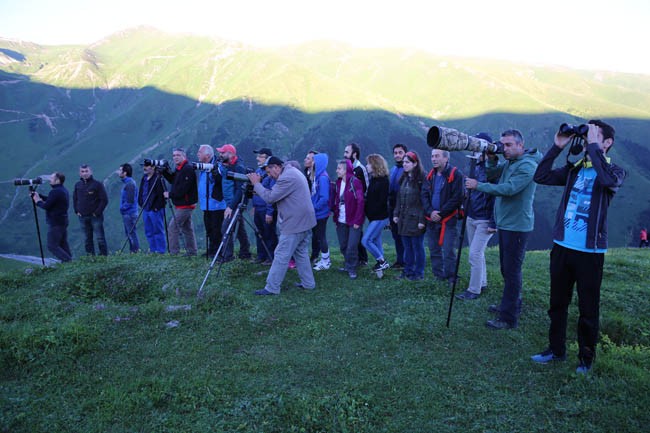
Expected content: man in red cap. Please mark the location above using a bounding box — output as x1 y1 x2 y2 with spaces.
216 144 251 262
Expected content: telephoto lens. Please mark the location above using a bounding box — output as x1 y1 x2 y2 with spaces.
143 159 169 168
14 177 43 186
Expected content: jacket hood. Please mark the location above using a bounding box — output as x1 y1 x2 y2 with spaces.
522 149 543 163
313 153 329 178
345 159 355 178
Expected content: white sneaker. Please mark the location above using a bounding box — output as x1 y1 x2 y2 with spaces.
313 259 331 270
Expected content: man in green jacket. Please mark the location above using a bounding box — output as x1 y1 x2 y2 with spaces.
466 129 542 330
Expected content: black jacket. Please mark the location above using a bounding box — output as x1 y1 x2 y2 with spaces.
534 142 626 250
73 176 108 216
365 176 389 221
421 164 464 222
37 184 69 226
139 171 167 211
162 160 198 207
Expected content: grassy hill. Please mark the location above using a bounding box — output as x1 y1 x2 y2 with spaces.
2 27 650 253
1 247 649 432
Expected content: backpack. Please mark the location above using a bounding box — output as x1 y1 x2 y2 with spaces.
327 177 358 212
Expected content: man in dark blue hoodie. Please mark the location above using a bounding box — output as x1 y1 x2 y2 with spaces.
118 163 140 253
32 172 72 262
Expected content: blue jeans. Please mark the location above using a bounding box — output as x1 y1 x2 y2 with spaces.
122 213 140 253
254 210 277 261
79 214 108 256
362 218 388 261
264 230 315 293
498 230 529 326
426 219 458 280
402 234 425 278
143 209 166 253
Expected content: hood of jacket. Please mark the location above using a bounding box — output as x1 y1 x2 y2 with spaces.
313 153 329 179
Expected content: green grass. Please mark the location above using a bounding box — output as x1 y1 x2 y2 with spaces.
1 247 649 432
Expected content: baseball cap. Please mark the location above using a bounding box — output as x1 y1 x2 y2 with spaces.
475 132 493 143
253 148 273 156
216 144 236 154
261 156 284 168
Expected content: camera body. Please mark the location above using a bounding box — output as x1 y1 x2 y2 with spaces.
427 126 503 154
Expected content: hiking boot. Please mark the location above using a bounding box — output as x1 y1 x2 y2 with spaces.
531 348 567 364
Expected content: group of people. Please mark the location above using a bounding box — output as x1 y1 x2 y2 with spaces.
30 119 624 375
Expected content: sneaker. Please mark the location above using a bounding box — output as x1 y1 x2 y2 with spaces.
485 318 515 330
456 290 480 300
378 260 390 271
531 348 567 364
254 288 277 296
348 271 358 280
313 259 331 271
576 359 593 375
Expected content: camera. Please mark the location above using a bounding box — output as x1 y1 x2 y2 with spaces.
143 158 169 168
191 162 215 171
427 126 503 154
14 177 44 186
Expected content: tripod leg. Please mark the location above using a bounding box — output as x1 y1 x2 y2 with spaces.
242 212 274 261
31 196 46 266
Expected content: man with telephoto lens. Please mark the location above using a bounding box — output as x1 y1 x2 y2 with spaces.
247 156 316 295
215 144 251 262
118 163 140 253
196 144 226 257
252 147 277 265
139 161 167 253
32 172 72 262
74 164 109 256
531 120 625 374
465 129 542 330
421 149 464 283
162 147 198 256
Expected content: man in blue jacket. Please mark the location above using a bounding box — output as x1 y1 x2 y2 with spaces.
252 148 277 264
32 172 72 262
118 163 140 253
531 120 625 374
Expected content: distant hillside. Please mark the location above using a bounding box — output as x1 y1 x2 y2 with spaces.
1 27 649 255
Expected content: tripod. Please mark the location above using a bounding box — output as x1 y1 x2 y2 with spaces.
29 186 46 266
197 186 273 298
446 154 478 327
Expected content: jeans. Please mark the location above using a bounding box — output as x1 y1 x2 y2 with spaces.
122 213 140 253
548 244 603 363
221 212 251 260
497 230 529 326
78 214 108 256
204 209 224 255
168 207 197 255
402 234 425 278
264 230 315 294
143 209 167 253
336 223 362 271
466 217 494 294
426 219 458 280
361 218 388 261
254 210 277 261
389 218 405 265
47 224 72 262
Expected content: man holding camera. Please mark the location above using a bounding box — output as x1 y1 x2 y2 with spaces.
465 129 541 330
247 156 316 295
196 144 226 257
74 164 109 256
139 161 167 253
422 149 464 283
32 172 72 262
252 148 277 265
118 163 140 253
216 144 251 262
162 147 198 256
531 120 625 374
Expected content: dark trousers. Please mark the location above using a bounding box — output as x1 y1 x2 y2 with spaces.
548 244 603 363
204 210 224 255
47 224 72 262
79 214 108 256
254 210 277 261
498 230 529 326
221 213 251 260
390 218 405 265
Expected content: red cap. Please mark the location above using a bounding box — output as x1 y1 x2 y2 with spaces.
216 144 236 154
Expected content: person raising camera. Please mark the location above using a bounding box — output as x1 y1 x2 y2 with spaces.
32 172 72 262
